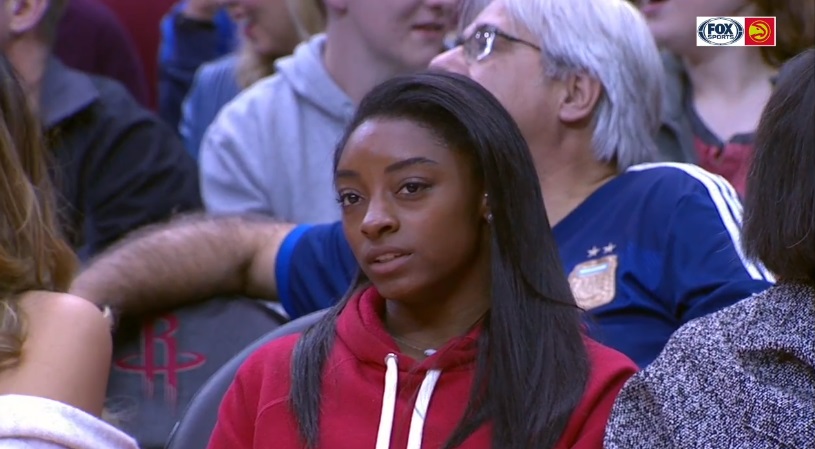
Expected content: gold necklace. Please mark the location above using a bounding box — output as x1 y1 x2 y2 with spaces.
387 310 489 354
390 333 439 353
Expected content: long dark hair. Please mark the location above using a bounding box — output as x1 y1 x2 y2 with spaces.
743 48 815 282
290 71 590 449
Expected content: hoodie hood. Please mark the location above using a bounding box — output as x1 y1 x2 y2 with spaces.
275 34 355 123
336 287 481 374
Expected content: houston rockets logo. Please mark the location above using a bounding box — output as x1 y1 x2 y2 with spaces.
114 315 207 409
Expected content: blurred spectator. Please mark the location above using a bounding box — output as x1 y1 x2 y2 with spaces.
158 0 237 128
54 0 150 107
605 48 815 449
199 0 458 222
180 0 326 158
97 0 177 110
641 0 815 196
0 54 137 449
4 0 202 259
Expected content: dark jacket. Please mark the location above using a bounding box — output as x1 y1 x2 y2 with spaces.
42 58 202 259
605 282 815 449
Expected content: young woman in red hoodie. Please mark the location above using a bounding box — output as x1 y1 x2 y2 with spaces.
208 71 637 449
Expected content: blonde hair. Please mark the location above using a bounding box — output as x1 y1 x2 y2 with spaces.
236 0 326 89
0 56 78 369
287 0 325 42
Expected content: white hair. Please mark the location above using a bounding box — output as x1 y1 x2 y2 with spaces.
502 0 664 170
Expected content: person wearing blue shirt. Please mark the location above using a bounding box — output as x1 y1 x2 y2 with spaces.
69 0 772 368
276 161 773 367
157 0 237 130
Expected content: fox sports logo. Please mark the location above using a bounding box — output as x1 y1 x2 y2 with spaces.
698 17 744 45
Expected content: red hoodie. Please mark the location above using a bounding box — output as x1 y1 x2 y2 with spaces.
208 288 637 449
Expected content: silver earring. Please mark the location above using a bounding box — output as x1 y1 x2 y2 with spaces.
486 212 493 223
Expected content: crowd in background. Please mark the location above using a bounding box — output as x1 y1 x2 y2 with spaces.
0 0 813 447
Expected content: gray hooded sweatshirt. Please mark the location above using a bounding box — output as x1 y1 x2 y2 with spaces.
199 34 355 223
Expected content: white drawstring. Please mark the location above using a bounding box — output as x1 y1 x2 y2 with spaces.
406 369 442 449
374 353 444 449
375 354 399 449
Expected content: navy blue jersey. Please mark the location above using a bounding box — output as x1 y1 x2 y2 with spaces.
275 163 773 366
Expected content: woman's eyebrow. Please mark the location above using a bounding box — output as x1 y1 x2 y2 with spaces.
384 157 439 173
335 157 439 180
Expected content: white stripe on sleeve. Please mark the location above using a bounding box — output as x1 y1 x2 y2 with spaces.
627 162 775 282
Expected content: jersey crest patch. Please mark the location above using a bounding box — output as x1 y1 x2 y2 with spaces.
568 250 618 310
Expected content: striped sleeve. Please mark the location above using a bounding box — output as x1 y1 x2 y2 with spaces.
628 162 774 282
628 163 774 324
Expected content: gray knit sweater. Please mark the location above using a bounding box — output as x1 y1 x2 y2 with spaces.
604 282 815 449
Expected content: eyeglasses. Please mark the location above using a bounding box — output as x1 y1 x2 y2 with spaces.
447 24 541 62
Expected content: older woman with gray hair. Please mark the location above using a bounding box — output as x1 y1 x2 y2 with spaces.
605 48 815 449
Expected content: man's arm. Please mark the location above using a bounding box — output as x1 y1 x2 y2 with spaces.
70 214 294 315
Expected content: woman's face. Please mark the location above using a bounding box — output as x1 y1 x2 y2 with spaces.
335 118 489 303
638 0 752 53
234 0 301 57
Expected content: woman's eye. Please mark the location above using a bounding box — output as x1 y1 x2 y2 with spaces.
337 192 361 207
398 182 429 195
